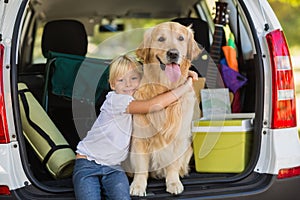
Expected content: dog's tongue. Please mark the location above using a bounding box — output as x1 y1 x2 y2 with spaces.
165 64 181 82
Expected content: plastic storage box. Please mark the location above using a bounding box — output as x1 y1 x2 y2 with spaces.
192 118 253 173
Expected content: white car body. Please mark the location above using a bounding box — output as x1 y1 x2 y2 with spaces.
0 0 300 199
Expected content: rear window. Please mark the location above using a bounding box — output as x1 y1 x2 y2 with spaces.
32 18 169 63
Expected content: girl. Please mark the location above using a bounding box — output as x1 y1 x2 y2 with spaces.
73 54 197 200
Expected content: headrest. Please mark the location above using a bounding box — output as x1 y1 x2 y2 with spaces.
42 20 88 58
172 18 210 52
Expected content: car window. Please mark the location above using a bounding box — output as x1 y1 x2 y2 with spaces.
32 18 169 63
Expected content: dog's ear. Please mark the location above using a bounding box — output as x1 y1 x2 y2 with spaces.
136 43 147 61
136 27 154 61
187 26 202 61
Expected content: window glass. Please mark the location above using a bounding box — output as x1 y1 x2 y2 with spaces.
32 18 169 63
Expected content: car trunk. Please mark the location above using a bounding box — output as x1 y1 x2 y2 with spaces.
14 0 265 198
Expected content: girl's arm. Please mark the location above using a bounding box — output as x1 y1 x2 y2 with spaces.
126 77 194 114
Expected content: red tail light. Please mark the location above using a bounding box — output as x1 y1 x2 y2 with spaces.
266 29 297 129
0 185 10 195
278 166 300 179
0 43 9 143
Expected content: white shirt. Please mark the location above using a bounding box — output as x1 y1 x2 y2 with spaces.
76 91 134 165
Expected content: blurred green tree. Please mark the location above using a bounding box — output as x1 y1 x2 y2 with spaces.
269 0 300 7
269 0 300 49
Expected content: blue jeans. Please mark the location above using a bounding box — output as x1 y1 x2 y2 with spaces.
72 158 131 200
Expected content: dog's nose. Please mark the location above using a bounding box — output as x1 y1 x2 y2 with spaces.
167 49 179 62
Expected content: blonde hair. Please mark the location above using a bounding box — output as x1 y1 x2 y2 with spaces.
109 54 143 86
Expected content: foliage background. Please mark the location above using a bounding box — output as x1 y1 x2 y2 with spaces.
269 0 300 52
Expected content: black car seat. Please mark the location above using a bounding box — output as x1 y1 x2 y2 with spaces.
42 20 88 58
41 20 88 150
171 17 210 77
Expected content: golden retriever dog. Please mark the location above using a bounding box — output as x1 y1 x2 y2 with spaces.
127 22 201 196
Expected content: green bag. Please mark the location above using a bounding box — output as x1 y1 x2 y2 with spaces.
44 51 110 106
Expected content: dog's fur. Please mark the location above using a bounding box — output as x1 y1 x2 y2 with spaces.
127 22 201 196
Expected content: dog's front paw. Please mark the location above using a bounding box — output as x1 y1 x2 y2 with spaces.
166 181 184 195
130 181 147 196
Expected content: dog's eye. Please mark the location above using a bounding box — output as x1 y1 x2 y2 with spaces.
178 35 184 41
158 36 165 42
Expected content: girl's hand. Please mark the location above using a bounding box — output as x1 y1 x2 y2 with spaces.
188 70 198 81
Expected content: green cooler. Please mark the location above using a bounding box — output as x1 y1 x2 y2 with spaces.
192 118 253 173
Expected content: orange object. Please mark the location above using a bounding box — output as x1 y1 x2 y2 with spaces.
222 33 238 72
